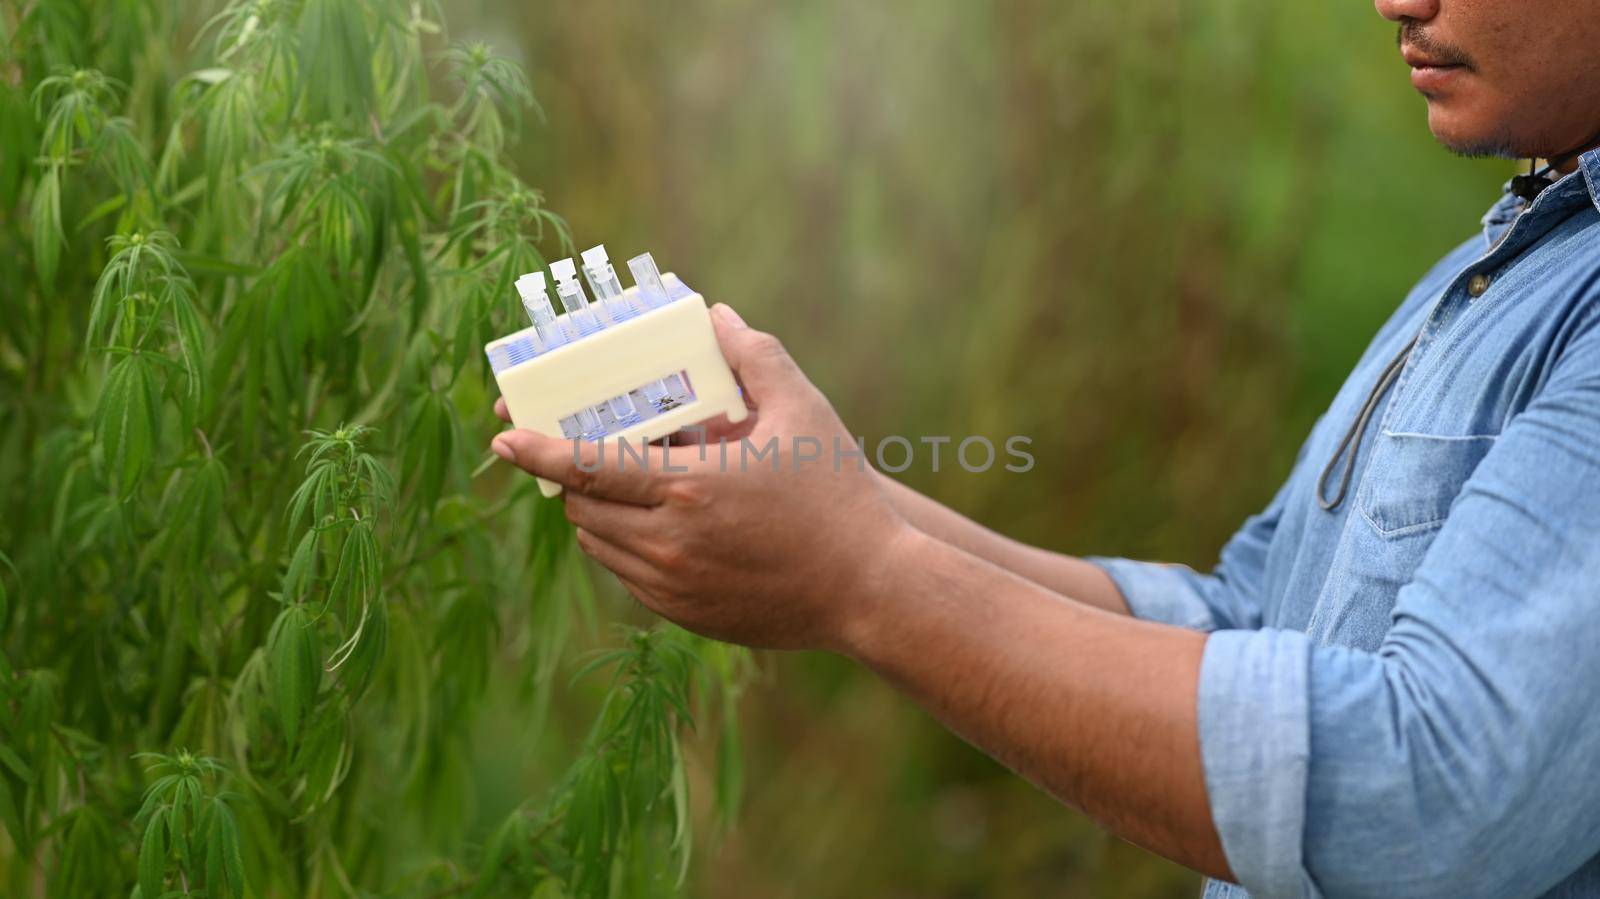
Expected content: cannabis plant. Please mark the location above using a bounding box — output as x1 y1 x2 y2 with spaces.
0 1 748 896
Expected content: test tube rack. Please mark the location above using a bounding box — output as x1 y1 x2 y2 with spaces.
485 273 748 497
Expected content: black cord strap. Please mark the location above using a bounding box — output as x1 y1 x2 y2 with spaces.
1511 159 1558 203
1511 130 1600 202
1316 334 1419 511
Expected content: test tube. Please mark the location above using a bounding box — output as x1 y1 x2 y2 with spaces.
582 245 679 411
627 252 672 309
548 259 606 337
516 273 568 349
551 259 642 426
581 244 641 324
516 273 605 440
625 252 691 401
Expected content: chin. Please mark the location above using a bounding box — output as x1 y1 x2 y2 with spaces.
1426 105 1520 159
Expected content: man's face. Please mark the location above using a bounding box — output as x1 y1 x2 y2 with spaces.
1375 0 1600 160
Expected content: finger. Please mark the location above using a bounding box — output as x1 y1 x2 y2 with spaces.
614 575 658 608
665 422 710 446
494 397 510 423
709 304 810 404
574 527 660 591
665 413 756 446
563 491 658 545
663 423 719 447
490 430 688 504
613 573 670 620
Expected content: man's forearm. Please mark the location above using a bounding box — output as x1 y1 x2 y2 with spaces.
874 472 1132 616
843 525 1232 881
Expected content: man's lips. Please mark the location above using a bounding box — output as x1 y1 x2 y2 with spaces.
1402 45 1470 93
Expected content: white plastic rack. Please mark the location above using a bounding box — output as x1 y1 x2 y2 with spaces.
485 267 747 498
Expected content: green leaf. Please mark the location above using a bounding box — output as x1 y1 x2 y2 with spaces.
295 706 348 808
0 774 27 858
296 0 376 122
715 696 744 829
138 811 167 899
0 742 32 782
167 281 207 402
204 798 245 898
472 809 529 897
191 455 225 563
328 519 378 624
284 462 333 539
95 115 152 197
204 807 223 896
396 192 431 332
187 67 233 86
531 879 569 899
77 193 127 232
94 354 161 496
52 806 117 898
330 590 386 700
267 605 320 747
135 775 177 826
166 455 226 567
670 739 692 886
30 163 62 286
403 392 456 514
281 529 320 603
220 806 245 897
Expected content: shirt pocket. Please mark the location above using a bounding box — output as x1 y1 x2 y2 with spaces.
1358 432 1498 539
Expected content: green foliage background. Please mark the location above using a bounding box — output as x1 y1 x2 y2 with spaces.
0 0 1512 897
1 1 747 897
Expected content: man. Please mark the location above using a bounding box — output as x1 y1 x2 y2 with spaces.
490 0 1600 895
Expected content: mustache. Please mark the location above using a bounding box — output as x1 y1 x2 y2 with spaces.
1398 22 1476 69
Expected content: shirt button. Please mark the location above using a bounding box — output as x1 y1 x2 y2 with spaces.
1467 273 1492 298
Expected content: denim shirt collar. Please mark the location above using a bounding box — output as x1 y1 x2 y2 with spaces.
1581 147 1600 214
1482 147 1600 246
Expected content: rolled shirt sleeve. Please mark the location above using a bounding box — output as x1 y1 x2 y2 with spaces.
1197 320 1600 898
1089 461 1297 632
1198 629 1315 897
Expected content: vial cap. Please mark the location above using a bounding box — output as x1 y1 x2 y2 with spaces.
550 258 578 284
515 271 546 300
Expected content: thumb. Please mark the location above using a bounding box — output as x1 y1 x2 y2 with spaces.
710 303 808 402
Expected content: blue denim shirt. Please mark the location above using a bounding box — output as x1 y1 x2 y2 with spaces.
1089 148 1600 899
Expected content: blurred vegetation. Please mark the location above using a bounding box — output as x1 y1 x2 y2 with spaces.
1 0 748 896
456 1 1507 896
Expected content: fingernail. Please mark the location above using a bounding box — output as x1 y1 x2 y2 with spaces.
714 304 746 327
491 437 514 462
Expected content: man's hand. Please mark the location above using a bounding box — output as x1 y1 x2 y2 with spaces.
490 303 912 652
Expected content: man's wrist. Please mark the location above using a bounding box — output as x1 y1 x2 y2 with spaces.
833 522 944 661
